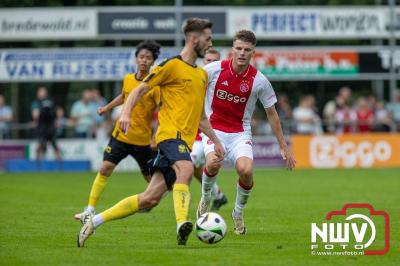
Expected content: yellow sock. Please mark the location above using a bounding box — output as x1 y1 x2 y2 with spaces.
88 173 108 207
173 184 190 224
100 195 139 223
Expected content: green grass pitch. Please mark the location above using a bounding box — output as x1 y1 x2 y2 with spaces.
0 168 399 265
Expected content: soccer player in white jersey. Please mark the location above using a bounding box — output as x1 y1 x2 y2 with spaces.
191 48 228 211
197 30 296 235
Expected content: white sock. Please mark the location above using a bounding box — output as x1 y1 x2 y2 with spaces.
211 183 219 198
202 169 217 201
92 214 104 228
86 206 95 214
234 182 252 216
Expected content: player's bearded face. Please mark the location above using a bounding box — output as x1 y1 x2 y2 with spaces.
194 29 212 58
232 40 255 67
194 42 204 58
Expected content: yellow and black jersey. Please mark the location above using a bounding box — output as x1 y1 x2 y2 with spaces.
144 55 208 149
112 73 160 146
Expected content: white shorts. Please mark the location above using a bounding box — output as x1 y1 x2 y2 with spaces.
202 130 253 165
190 140 205 168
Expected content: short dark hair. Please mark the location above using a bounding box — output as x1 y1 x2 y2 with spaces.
182 17 213 36
234 30 257 46
205 48 220 56
135 40 161 60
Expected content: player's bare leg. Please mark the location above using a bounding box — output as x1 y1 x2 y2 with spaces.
77 171 168 247
137 171 169 209
143 174 152 183
138 173 154 213
171 160 194 245
193 165 203 183
232 157 253 235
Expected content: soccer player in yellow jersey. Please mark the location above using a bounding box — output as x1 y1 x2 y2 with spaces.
74 40 161 223
77 18 224 247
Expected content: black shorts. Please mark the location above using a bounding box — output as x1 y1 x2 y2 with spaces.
152 139 192 190
103 137 154 176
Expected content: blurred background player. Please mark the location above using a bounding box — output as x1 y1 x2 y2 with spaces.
74 40 161 223
90 88 108 140
191 48 228 211
70 89 97 138
203 48 220 64
197 30 296 235
77 18 224 247
31 87 61 160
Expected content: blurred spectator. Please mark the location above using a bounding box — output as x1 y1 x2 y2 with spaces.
90 88 109 140
276 94 292 134
90 88 107 125
323 86 352 132
355 97 374 133
70 90 96 138
251 112 271 136
293 95 322 135
373 102 392 132
55 106 68 138
335 99 356 134
0 94 13 139
31 87 61 160
386 90 400 131
367 94 378 112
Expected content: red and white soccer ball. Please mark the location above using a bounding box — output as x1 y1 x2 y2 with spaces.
196 212 227 244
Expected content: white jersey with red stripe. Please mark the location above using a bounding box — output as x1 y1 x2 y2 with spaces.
204 59 277 135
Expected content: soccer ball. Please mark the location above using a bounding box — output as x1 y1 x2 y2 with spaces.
196 212 227 244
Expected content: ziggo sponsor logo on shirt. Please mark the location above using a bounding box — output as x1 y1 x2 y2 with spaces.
216 89 247 104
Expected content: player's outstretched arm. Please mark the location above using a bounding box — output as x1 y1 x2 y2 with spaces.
265 106 296 170
119 83 150 134
199 110 225 160
97 94 124 115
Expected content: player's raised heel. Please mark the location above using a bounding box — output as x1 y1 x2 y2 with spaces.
77 217 95 247
232 210 247 235
177 221 193 245
196 197 211 219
